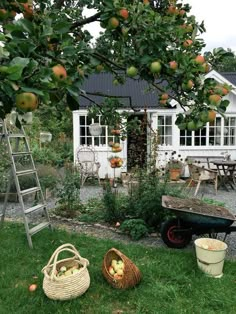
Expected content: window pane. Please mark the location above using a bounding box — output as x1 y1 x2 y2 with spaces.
86 116 92 125
224 117 236 146
180 129 192 146
157 115 172 145
80 126 86 136
80 116 85 125
166 116 172 125
158 116 164 125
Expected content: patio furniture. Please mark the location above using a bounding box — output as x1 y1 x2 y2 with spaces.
187 164 218 196
213 160 236 191
76 146 101 187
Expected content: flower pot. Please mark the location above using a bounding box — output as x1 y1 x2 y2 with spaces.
40 132 52 143
169 168 181 181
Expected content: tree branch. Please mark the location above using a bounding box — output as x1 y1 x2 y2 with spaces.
92 52 126 71
79 93 102 109
71 12 101 30
55 0 65 9
85 91 140 112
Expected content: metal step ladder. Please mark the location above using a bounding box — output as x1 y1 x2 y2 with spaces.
0 119 52 248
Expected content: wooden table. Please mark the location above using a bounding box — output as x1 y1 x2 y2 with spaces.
213 160 236 191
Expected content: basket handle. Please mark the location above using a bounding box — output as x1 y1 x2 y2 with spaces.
43 243 89 280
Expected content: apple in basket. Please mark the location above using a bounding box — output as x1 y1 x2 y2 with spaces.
109 266 115 276
109 259 124 279
60 266 67 272
113 273 122 280
56 265 80 278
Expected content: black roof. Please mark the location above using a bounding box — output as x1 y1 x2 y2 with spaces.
79 72 162 109
220 72 236 86
78 72 236 109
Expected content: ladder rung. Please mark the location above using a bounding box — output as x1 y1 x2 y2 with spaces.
20 187 40 196
16 169 36 176
8 133 25 138
29 222 50 236
12 151 31 156
24 203 46 215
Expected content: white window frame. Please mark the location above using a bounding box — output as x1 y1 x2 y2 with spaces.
179 115 236 147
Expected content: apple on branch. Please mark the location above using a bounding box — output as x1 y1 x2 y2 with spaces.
16 92 38 112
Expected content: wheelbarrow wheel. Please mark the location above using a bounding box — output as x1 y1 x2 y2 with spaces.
161 219 192 249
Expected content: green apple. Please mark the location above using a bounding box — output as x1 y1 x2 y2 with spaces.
16 92 38 112
126 66 138 77
150 61 162 74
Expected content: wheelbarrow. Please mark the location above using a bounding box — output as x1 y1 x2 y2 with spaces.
161 195 236 248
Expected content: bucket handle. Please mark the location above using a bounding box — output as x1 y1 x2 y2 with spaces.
197 258 225 266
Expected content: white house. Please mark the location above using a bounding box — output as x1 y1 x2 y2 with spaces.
73 70 236 178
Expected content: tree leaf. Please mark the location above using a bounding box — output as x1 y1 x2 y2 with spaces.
21 87 44 96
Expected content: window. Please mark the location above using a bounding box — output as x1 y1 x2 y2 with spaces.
79 115 107 146
224 117 236 146
180 116 236 147
78 115 121 147
157 115 172 145
180 129 193 146
209 118 221 146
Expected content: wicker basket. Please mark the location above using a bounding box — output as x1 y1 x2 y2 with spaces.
102 248 141 289
41 243 90 301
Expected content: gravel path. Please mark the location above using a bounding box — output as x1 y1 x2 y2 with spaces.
1 183 236 259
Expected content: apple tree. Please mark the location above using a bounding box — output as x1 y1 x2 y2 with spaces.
0 0 233 131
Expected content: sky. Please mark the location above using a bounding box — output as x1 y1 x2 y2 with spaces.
185 0 236 52
84 0 236 53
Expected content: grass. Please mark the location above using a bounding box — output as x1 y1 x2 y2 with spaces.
1 222 236 314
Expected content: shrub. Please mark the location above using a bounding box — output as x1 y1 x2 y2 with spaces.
0 140 10 193
102 182 128 223
37 164 60 195
127 170 186 227
120 219 149 240
55 164 81 217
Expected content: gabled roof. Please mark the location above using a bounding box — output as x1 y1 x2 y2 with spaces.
205 70 236 95
220 72 236 86
79 71 236 109
79 73 163 109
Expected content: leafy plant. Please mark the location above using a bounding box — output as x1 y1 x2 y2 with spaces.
127 170 186 227
37 164 60 195
0 140 10 193
56 164 81 218
120 219 148 240
202 197 225 207
102 182 128 223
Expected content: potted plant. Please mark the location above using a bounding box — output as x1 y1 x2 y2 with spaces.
166 152 184 181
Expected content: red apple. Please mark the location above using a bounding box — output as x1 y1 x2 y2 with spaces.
108 17 119 29
209 94 221 106
195 55 205 65
160 93 169 100
183 39 193 48
28 284 37 292
169 61 178 70
119 8 129 19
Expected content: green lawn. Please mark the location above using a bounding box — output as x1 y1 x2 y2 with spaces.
1 222 236 314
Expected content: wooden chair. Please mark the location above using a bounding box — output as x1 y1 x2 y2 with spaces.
76 146 101 187
187 164 218 196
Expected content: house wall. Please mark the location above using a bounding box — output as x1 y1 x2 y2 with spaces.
156 92 236 166
73 110 127 179
73 72 236 178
